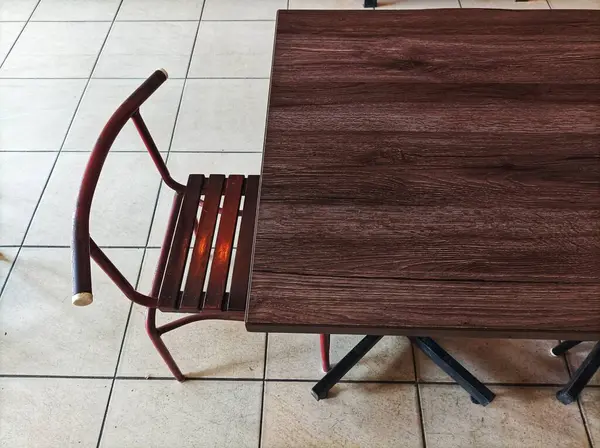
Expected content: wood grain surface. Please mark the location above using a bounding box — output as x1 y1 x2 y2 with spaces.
247 9 600 338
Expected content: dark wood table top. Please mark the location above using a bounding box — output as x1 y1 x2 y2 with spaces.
246 9 600 339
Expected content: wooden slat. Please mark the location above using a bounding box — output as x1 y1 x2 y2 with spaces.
204 175 244 310
228 175 260 311
158 174 204 311
179 175 225 311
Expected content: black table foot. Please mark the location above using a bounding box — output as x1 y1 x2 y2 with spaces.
364 0 377 7
556 341 600 405
311 335 383 400
550 340 582 357
411 337 495 406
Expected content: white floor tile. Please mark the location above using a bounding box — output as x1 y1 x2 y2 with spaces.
0 152 56 245
289 0 371 9
31 0 121 21
172 79 269 151
0 0 38 21
0 22 24 64
262 382 422 448
0 248 143 375
0 247 18 290
0 79 86 150
549 0 600 7
0 378 110 448
94 21 197 78
267 334 415 380
0 22 111 78
416 338 569 384
461 0 550 8
421 386 589 448
375 0 460 8
64 78 184 151
147 152 262 246
202 0 286 20
26 152 162 246
100 380 262 448
189 21 275 78
117 0 205 20
118 249 266 378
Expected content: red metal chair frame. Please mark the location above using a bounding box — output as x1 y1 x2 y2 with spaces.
71 69 331 381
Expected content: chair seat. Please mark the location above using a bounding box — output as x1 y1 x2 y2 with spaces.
156 174 260 313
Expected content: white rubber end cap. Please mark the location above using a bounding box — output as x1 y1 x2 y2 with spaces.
72 292 93 307
159 68 168 78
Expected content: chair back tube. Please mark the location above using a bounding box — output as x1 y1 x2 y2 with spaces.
72 69 168 305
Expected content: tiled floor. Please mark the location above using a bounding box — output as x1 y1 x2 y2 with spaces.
0 0 599 446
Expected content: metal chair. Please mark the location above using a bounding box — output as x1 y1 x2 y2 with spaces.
550 340 600 404
71 69 332 381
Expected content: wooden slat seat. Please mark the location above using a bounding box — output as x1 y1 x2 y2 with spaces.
157 174 260 314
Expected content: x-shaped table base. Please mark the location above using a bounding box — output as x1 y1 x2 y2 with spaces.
312 336 496 406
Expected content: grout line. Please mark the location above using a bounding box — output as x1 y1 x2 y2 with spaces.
411 343 428 448
546 0 552 9
0 0 121 301
561 344 595 448
0 0 42 69
94 2 207 444
257 333 269 448
1 372 595 388
457 0 463 8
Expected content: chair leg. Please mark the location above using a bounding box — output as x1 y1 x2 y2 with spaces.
146 308 186 382
411 337 495 406
364 0 377 6
320 334 331 372
550 340 583 357
557 341 600 405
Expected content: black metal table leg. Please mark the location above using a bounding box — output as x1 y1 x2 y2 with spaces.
311 335 383 401
364 0 377 7
557 341 600 405
411 337 496 406
550 340 582 357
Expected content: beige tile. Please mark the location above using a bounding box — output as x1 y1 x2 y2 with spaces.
0 79 86 150
100 380 262 448
375 0 460 8
64 78 184 151
0 247 18 290
94 22 197 79
421 385 589 448
267 334 415 381
117 0 205 20
0 248 142 375
549 0 600 7
567 341 600 386
172 79 269 151
289 0 370 9
0 0 38 21
581 388 600 447
461 0 550 8
189 21 275 78
0 152 55 245
118 249 266 378
0 22 111 78
203 0 286 20
0 378 110 448
262 382 422 448
0 22 24 64
26 152 161 247
32 0 121 20
416 338 569 384
147 152 262 246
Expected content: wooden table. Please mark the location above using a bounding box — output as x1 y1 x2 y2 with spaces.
247 9 600 341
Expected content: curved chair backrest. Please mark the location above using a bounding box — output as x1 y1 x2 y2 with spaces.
72 69 183 308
